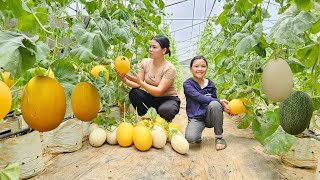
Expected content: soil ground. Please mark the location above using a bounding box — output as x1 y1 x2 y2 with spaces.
28 91 317 180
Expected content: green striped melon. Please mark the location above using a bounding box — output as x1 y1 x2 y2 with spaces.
279 91 314 135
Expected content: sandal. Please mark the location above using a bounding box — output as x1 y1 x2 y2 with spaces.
215 138 227 151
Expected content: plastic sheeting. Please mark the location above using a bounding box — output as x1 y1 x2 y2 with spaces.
43 119 83 154
0 131 44 179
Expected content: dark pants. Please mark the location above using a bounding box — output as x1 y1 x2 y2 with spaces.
129 88 181 122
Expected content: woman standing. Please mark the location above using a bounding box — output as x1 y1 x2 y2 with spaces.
183 56 230 150
118 35 180 122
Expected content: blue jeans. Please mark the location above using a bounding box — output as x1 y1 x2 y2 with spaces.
185 101 224 143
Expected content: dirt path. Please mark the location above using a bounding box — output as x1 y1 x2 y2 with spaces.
28 91 318 180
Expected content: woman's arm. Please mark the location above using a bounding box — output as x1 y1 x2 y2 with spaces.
117 73 140 88
125 73 173 97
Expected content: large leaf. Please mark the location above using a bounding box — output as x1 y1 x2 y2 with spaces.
252 109 280 145
215 4 231 26
0 0 29 18
287 57 305 73
295 0 313 11
35 41 50 61
18 7 48 33
110 19 130 43
0 162 20 180
250 0 263 4
263 127 296 155
80 0 103 14
72 22 109 58
0 31 42 77
267 4 320 48
132 0 147 9
232 21 263 57
296 44 319 68
311 19 320 34
93 12 112 36
237 114 253 129
312 96 320 111
51 59 78 103
70 46 97 62
235 0 253 11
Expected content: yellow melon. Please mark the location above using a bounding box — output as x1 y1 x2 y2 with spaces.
90 65 109 83
228 99 247 115
133 125 152 151
169 122 181 132
71 82 100 121
114 56 130 74
21 76 66 132
1 71 14 88
117 122 134 147
0 81 12 119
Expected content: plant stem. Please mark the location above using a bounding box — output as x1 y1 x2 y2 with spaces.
310 44 320 96
11 87 24 93
32 12 53 34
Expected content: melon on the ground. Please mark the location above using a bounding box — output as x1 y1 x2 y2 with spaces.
133 125 152 151
116 122 134 147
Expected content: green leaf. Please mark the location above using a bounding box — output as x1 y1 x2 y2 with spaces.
252 109 280 145
253 43 266 58
18 8 48 33
235 0 253 11
80 0 103 14
110 19 130 43
156 0 165 9
263 127 296 155
0 0 29 17
232 22 263 57
35 41 49 61
310 19 320 34
287 57 305 73
70 46 97 62
312 96 320 111
51 59 78 104
0 162 20 180
93 13 112 36
237 114 253 129
295 0 313 11
215 4 231 26
0 31 38 77
250 0 263 4
133 0 147 9
266 4 320 48
72 22 108 58
229 16 244 25
143 107 157 120
296 44 319 68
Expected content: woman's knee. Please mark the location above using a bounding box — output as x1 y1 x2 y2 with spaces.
158 105 179 121
129 88 140 98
